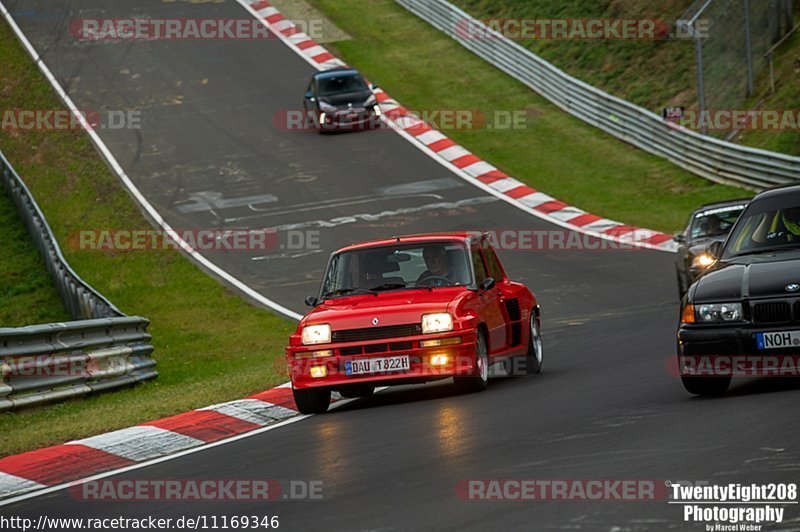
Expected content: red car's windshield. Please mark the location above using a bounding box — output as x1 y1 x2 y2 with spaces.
321 242 472 298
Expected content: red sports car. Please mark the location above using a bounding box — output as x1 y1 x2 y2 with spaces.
286 232 543 414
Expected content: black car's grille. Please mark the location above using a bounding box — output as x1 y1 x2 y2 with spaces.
753 302 792 324
332 324 422 343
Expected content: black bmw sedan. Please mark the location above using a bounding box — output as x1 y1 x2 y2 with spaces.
677 184 800 396
302 67 381 131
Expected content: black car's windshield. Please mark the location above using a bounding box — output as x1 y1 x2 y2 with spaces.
690 205 745 241
723 202 800 258
321 242 472 299
316 73 369 97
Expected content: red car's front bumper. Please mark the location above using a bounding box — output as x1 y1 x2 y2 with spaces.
287 330 478 390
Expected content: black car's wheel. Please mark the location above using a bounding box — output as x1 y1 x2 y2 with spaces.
526 313 543 375
454 330 489 393
293 387 332 414
681 375 731 396
338 384 375 399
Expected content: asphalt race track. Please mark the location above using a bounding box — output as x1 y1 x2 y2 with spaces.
3 0 799 529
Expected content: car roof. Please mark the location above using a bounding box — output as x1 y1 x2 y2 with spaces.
692 198 750 217
336 232 475 253
754 183 800 200
312 68 362 80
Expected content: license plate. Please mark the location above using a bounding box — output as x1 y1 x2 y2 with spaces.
756 330 800 350
345 356 410 376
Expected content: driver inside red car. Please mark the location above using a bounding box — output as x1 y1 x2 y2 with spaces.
416 245 456 287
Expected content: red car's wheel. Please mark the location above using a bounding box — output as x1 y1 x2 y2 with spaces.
526 313 543 375
454 329 489 393
293 386 332 414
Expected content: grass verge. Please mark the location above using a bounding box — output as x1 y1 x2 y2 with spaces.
0 189 70 326
309 0 746 233
0 20 294 457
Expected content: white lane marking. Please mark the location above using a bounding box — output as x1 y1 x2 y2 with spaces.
0 473 46 500
237 197 500 232
201 399 297 424
69 426 204 462
176 192 279 214
251 249 325 261
0 1 304 321
375 177 463 196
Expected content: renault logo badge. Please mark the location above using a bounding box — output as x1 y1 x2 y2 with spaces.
372 317 380 326
786 284 800 292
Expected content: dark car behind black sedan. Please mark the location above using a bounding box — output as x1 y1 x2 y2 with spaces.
677 184 800 396
674 199 749 297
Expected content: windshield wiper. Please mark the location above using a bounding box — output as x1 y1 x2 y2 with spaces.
370 283 407 292
322 287 377 298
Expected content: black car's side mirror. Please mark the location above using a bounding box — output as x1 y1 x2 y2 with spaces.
479 277 496 292
706 240 723 260
304 91 315 101
673 233 686 244
305 296 320 307
370 83 379 90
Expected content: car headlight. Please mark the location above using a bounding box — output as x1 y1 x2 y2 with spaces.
421 313 453 334
318 101 336 113
695 303 743 323
691 253 715 269
302 323 332 345
365 95 377 106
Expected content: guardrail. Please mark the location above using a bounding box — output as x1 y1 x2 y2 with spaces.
0 150 157 409
1 151 122 319
396 0 800 189
0 318 156 411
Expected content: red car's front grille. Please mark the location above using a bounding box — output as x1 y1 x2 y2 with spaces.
331 324 422 343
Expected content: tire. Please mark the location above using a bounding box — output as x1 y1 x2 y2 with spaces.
338 384 375 399
292 387 331 414
454 329 489 394
681 375 731 396
526 313 543 375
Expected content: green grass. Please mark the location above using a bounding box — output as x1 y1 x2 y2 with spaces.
450 0 800 155
0 190 70 326
0 21 295 457
310 0 744 233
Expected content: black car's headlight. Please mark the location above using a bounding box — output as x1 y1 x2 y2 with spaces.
683 302 744 324
691 253 715 269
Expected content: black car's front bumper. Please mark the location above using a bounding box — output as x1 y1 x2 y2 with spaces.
677 324 800 376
